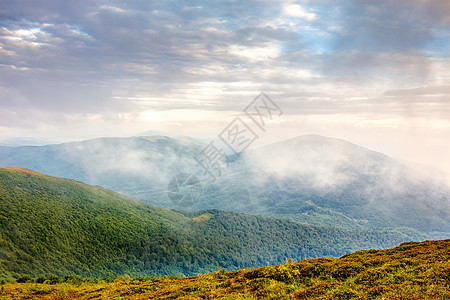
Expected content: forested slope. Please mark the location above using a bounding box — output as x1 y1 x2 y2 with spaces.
0 167 425 280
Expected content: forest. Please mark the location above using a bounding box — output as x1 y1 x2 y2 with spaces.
0 167 422 280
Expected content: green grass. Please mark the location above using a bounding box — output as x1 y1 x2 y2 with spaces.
1 239 449 299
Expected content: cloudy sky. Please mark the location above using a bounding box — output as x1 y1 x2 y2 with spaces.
0 0 449 175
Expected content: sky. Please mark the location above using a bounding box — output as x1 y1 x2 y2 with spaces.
0 0 449 177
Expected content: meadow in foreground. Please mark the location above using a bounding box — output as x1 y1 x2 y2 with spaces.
1 239 449 299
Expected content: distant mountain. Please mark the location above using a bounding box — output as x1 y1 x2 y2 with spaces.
0 137 56 147
0 167 414 280
0 136 202 207
0 135 448 237
204 135 450 236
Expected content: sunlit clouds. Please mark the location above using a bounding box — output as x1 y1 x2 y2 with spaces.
0 0 449 177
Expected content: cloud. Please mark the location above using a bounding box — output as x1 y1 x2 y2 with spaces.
324 0 450 53
0 0 449 172
99 5 130 15
228 43 280 61
283 4 316 21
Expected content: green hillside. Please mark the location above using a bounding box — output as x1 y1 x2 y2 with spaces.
0 167 426 281
2 239 449 299
1 135 449 237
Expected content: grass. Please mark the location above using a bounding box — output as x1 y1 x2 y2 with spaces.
192 213 214 222
1 239 449 299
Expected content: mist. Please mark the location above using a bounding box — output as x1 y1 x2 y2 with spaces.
0 134 448 237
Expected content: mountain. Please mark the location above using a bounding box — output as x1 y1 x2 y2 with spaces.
0 137 56 147
0 135 448 237
203 135 450 236
4 239 450 299
0 167 417 281
0 136 203 207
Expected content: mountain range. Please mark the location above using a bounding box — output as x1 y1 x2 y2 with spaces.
0 134 448 238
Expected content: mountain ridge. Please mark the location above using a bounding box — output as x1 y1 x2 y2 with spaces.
0 167 419 280
0 135 448 237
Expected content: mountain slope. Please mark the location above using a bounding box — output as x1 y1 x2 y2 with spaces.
202 135 450 236
0 136 202 207
3 239 449 299
0 135 448 237
0 167 422 281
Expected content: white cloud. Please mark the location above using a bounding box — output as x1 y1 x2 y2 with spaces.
228 43 280 61
99 5 130 14
283 4 316 21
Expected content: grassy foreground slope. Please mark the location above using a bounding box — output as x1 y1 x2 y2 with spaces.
2 239 449 299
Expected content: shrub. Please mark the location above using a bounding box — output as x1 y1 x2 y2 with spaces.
16 276 32 283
